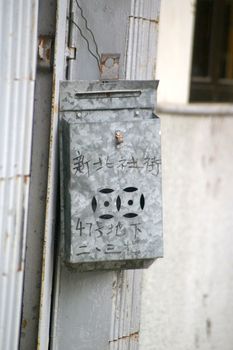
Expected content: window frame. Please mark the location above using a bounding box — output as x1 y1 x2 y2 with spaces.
190 0 233 102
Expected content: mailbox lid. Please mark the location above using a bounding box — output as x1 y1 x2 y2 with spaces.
59 80 158 111
62 117 163 267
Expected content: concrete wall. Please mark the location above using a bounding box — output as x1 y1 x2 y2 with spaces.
156 0 195 104
140 112 233 350
139 0 233 349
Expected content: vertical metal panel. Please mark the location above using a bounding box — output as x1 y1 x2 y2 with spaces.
109 271 142 350
126 0 161 80
68 0 131 80
19 1 57 349
0 1 38 349
37 1 69 349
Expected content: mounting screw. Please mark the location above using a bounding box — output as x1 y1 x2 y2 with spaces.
115 130 124 145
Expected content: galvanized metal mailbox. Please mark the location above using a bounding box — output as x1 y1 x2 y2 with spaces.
59 80 163 271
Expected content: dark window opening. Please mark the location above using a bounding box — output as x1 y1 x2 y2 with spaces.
190 0 233 102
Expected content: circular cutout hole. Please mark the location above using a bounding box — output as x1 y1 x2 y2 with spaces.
104 201 110 207
128 200 133 206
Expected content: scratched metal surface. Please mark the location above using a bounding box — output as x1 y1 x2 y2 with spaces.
60 81 163 270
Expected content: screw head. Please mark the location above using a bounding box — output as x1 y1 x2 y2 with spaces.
115 130 124 145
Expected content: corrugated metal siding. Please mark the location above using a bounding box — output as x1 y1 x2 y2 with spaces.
126 0 160 80
0 1 38 349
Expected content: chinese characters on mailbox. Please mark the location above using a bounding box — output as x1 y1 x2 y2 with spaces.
73 151 161 177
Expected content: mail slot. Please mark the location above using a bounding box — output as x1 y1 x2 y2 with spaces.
59 80 163 271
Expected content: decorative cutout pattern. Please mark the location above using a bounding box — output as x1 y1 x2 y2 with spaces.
91 196 97 212
123 213 138 218
116 196 121 211
99 188 114 193
91 187 145 220
140 194 145 210
123 187 138 192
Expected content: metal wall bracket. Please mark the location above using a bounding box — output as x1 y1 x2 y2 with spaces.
65 46 77 60
37 35 54 70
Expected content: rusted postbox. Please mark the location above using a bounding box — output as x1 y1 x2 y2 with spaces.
59 80 163 271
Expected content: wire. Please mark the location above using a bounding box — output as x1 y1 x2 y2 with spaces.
74 0 101 62
67 16 100 71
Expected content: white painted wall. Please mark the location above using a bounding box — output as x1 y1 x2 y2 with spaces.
140 113 233 350
156 0 195 104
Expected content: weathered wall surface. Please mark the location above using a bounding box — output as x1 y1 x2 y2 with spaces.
139 113 233 350
156 0 195 104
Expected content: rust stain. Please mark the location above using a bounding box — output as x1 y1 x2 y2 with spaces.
22 319 28 329
109 331 139 343
13 77 35 82
46 48 51 61
129 15 159 24
24 175 30 184
38 35 54 67
0 174 30 182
